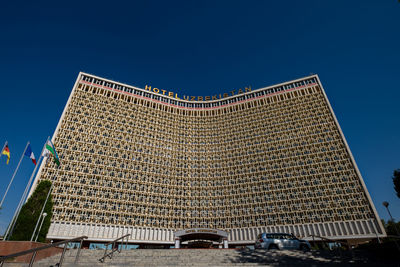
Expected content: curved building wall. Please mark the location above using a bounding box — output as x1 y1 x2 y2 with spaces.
32 73 385 244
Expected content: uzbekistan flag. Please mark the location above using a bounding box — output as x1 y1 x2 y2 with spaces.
2 145 10 164
24 144 37 165
42 140 60 166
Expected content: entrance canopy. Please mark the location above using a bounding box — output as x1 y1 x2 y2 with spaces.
174 228 229 248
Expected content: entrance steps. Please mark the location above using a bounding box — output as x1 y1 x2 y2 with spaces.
3 248 376 266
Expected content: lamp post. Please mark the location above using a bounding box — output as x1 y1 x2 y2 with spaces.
383 201 400 251
34 212 47 242
382 202 400 236
383 202 394 221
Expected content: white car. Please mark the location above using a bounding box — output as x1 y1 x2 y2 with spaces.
255 233 311 251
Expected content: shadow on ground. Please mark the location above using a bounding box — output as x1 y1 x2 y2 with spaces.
229 248 400 266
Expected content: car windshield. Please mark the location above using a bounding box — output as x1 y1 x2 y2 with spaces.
263 233 298 240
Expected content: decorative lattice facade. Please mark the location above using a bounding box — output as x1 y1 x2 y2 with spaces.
31 73 385 244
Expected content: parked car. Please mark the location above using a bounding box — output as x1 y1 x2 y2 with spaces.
255 233 311 251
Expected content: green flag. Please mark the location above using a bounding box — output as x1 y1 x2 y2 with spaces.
42 140 60 166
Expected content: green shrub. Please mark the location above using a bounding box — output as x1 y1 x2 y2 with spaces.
9 180 53 242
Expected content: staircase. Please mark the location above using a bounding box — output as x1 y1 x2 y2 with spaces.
2 248 383 266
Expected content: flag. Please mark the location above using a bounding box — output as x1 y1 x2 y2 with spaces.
2 145 10 164
24 144 37 165
42 140 60 166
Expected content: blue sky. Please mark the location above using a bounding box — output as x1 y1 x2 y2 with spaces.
0 0 399 234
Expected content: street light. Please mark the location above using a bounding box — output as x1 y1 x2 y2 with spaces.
383 201 394 219
382 201 400 251
34 212 47 242
382 201 399 234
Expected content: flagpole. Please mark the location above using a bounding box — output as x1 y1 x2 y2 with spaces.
4 138 49 240
3 155 45 240
0 141 7 160
26 137 50 200
0 142 30 208
30 181 53 241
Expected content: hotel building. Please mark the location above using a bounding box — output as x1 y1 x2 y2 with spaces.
30 72 385 246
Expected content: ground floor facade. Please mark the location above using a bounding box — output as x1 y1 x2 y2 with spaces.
47 217 384 247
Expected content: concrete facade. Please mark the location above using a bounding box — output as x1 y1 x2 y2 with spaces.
32 73 385 245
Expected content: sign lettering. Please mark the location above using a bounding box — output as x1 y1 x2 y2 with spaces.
145 85 252 102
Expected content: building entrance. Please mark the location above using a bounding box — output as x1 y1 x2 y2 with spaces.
174 228 229 248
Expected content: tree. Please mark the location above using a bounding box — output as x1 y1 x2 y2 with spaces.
9 180 53 242
393 169 400 199
382 219 400 236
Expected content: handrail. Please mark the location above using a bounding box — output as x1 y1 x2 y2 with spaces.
99 234 130 263
0 235 87 267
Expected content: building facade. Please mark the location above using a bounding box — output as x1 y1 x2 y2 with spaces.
31 72 385 245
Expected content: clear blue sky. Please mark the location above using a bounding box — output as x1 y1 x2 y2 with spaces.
0 0 399 235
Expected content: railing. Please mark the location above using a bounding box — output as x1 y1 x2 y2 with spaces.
99 234 130 263
0 235 87 267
